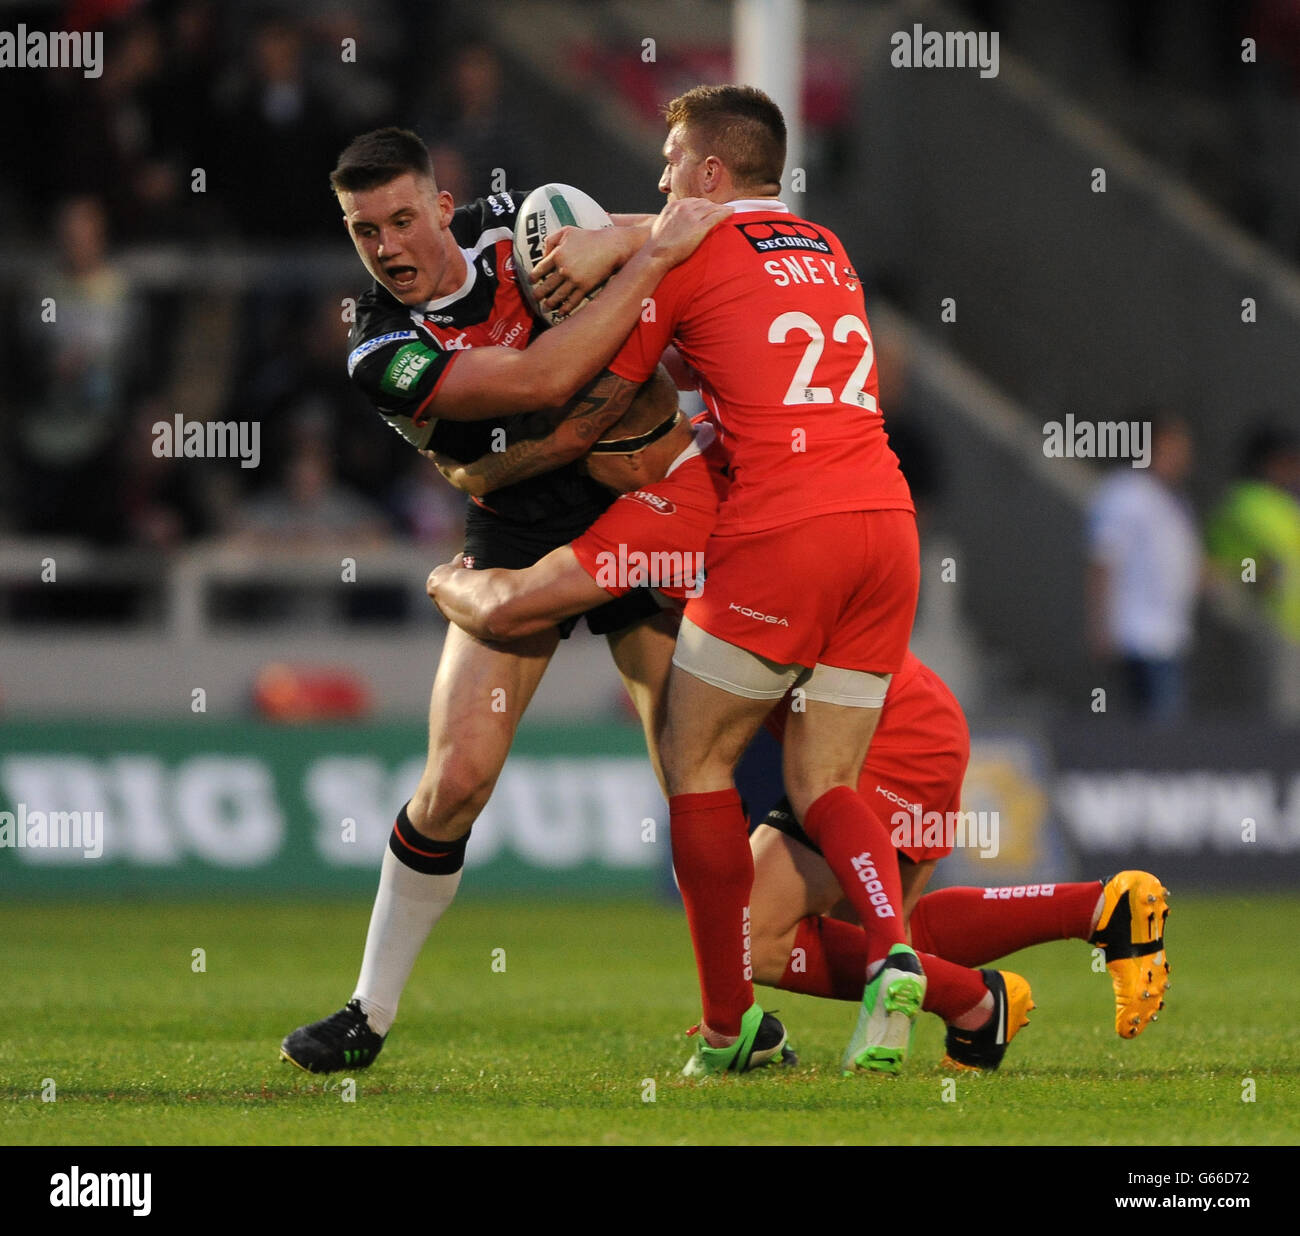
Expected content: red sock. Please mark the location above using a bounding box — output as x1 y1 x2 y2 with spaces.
778 916 869 1001
669 788 754 1037
778 918 989 1023
910 882 1102 967
801 786 906 966
916 951 987 1021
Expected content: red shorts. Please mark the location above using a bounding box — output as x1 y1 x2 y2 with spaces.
765 656 970 862
684 508 919 673
858 662 970 862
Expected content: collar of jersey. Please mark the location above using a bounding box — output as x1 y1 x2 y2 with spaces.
727 198 789 214
413 219 513 314
416 247 480 313
664 418 716 478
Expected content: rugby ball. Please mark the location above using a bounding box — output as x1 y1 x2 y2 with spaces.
513 183 614 325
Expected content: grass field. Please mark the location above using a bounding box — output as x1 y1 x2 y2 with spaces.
3 894 1298 1147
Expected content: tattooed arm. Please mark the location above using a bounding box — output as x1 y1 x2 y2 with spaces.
426 367 654 497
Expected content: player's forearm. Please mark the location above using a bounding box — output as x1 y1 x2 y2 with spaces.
430 568 542 641
519 245 670 402
463 371 643 494
429 247 670 421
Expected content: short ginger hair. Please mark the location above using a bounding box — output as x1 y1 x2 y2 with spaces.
663 84 786 194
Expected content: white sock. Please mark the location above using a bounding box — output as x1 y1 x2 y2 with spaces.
353 845 463 1036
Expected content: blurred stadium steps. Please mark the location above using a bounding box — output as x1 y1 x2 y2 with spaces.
481 0 1300 717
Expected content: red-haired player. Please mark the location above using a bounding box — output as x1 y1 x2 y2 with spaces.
542 85 923 1076
429 399 1172 1070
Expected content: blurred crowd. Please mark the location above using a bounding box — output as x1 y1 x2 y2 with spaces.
1 0 1298 715
965 0 1300 262
1085 418 1300 721
0 0 537 554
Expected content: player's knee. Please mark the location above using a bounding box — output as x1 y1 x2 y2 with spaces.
660 738 735 797
408 765 496 839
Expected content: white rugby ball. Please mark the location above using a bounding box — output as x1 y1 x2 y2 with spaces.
513 183 614 325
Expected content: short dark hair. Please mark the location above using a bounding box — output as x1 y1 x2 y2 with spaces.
330 127 434 195
663 84 786 192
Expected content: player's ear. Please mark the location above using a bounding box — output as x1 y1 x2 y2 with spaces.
436 189 455 226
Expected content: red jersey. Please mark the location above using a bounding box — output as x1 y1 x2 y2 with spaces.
570 421 724 600
609 200 913 537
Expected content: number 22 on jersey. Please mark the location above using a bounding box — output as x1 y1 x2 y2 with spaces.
768 310 877 410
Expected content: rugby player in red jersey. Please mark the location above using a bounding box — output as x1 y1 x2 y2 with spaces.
429 398 1172 1068
541 85 923 1077
436 88 925 1075
279 128 729 1074
439 87 1174 1075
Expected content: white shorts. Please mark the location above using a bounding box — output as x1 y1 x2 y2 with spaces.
672 617 891 708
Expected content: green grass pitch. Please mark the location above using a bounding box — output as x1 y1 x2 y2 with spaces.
3 894 1297 1146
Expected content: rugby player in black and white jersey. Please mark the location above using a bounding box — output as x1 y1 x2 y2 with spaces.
279 128 728 1073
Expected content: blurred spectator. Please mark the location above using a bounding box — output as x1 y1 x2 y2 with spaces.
1086 416 1202 721
232 437 389 549
224 289 413 519
416 43 536 196
9 196 143 543
1206 424 1300 642
55 12 193 243
391 456 467 550
119 397 225 550
215 17 344 239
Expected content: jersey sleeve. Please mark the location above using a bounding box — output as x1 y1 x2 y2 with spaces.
346 292 459 448
571 500 646 597
570 458 716 599
451 191 526 240
607 251 704 384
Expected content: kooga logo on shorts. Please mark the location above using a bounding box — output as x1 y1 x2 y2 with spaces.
729 601 789 626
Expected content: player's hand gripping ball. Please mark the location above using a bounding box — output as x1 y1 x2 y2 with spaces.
513 183 614 324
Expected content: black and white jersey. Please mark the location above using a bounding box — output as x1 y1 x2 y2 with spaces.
346 190 611 527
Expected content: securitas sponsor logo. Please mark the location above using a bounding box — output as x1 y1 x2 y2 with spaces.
738 220 832 255
347 330 417 376
622 490 676 515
